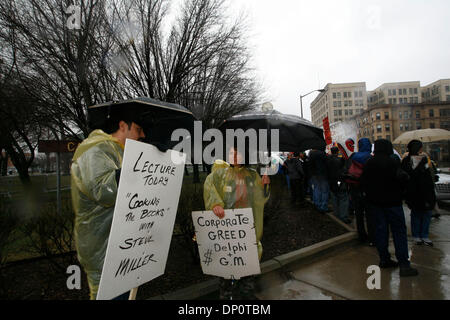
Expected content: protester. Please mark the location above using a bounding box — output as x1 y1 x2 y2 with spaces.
309 147 329 213
346 138 376 245
284 152 305 205
327 147 351 224
401 140 436 246
361 139 418 277
300 152 312 198
203 143 270 300
71 113 146 300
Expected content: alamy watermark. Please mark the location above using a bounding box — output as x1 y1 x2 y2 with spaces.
170 121 281 176
366 265 381 290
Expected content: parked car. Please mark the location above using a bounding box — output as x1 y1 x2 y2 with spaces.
435 172 450 201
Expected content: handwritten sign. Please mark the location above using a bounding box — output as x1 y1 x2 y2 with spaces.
192 208 260 280
96 139 186 300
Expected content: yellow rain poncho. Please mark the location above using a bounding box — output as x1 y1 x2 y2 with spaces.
71 130 124 300
203 160 270 260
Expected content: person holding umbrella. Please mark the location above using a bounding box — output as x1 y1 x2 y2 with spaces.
203 140 270 300
71 110 146 300
401 140 436 246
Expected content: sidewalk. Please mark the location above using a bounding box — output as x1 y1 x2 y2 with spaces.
255 207 450 300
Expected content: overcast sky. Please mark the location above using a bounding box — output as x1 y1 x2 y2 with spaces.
227 0 450 121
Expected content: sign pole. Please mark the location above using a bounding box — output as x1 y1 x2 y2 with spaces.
128 287 138 300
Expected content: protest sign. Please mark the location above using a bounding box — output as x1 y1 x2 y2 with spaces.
192 208 260 280
96 139 186 300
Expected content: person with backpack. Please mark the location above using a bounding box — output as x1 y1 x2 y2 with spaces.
327 147 351 224
401 140 436 246
361 139 418 277
346 138 376 245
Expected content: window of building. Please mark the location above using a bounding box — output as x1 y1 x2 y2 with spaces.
447 95 450 102
416 111 421 119
385 124 390 132
385 112 389 120
349 101 353 107
376 113 381 120
333 92 337 99
441 121 450 129
348 92 352 98
393 89 397 95
409 88 414 95
338 110 342 116
410 97 414 103
404 111 409 119
333 101 337 107
344 101 348 107
344 92 347 98
399 98 403 104
400 124 404 131
359 91 363 97
403 89 407 95
345 110 348 116
377 125 382 133
386 135 391 141
389 98 393 104
388 89 392 96
416 122 422 130
430 123 435 129
337 92 341 99
414 88 418 94
398 89 402 96
405 123 410 131
334 110 338 116
429 109 434 117
399 112 403 119
393 98 397 104
349 110 353 116
440 109 450 117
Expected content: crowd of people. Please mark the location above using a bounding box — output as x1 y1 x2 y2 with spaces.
71 105 438 299
281 137 440 278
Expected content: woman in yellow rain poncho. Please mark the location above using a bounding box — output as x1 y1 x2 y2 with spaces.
203 145 270 300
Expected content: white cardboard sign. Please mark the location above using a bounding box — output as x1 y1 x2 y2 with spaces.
192 208 261 280
97 139 186 300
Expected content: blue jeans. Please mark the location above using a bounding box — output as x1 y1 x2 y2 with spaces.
411 209 432 239
330 189 349 221
372 206 410 266
311 176 329 212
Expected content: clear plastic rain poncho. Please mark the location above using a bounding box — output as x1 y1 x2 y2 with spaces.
203 160 270 260
71 130 124 300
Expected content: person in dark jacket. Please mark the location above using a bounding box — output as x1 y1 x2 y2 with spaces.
347 138 376 245
284 152 305 205
327 147 351 224
300 152 312 197
309 147 329 213
361 139 418 277
401 140 436 246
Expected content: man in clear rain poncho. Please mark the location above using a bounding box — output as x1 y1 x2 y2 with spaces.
71 111 145 300
203 143 270 300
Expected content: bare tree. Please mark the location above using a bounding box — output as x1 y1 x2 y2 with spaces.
0 0 123 138
110 0 262 126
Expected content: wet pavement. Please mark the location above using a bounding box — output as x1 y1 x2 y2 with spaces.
255 206 450 300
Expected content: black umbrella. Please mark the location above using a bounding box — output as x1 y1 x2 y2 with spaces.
88 97 195 150
219 109 326 153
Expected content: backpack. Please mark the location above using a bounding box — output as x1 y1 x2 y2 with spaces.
345 160 364 185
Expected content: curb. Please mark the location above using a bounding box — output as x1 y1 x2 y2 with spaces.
149 231 358 300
